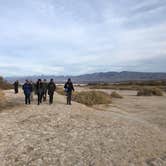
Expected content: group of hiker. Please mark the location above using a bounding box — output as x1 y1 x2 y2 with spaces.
13 78 74 105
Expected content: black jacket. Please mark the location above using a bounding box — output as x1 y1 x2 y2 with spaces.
13 81 19 88
47 82 56 94
36 82 43 94
64 82 74 93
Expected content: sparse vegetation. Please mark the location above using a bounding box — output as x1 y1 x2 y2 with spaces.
56 87 66 96
0 90 21 111
72 91 112 106
0 90 6 110
0 76 13 90
0 90 5 102
137 87 163 96
88 80 166 91
111 91 123 98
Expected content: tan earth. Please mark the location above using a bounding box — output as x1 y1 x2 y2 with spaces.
0 89 166 166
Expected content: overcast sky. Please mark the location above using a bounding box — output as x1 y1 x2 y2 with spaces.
0 0 166 76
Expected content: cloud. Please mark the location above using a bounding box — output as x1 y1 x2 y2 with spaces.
0 0 166 76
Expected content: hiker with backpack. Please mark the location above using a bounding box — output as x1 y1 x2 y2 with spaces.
47 79 56 104
64 78 74 105
36 79 43 105
13 80 19 94
22 80 32 105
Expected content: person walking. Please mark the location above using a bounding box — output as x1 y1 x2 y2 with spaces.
64 78 74 105
43 79 48 101
47 79 56 104
22 80 32 105
36 79 43 105
13 80 19 94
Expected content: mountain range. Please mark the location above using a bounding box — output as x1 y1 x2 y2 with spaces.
5 71 166 84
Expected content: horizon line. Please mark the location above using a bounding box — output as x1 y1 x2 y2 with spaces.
4 70 166 78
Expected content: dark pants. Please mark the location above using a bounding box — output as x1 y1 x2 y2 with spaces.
49 92 54 104
14 88 18 94
37 92 43 105
25 93 31 104
67 92 72 105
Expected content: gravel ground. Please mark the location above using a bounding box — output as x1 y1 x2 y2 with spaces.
0 90 166 166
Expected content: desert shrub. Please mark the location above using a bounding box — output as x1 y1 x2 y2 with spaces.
137 87 163 96
111 91 123 98
0 90 19 111
0 90 5 102
0 76 13 90
56 88 66 96
72 91 112 106
0 90 6 110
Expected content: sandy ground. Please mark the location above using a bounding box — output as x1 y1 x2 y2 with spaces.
0 89 166 166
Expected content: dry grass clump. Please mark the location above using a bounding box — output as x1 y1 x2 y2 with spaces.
111 91 123 98
137 87 163 96
72 91 112 106
0 76 13 90
56 88 66 96
0 90 5 101
0 90 6 110
0 90 21 111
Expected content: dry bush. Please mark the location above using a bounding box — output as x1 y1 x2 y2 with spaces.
0 90 6 110
56 88 66 96
72 91 112 106
0 76 13 90
137 87 163 96
0 90 20 111
111 91 123 98
0 90 5 102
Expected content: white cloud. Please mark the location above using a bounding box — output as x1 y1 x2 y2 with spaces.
0 0 166 76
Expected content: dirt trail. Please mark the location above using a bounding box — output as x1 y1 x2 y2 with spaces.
0 90 166 166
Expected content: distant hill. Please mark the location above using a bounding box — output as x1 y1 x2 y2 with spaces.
5 71 166 84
